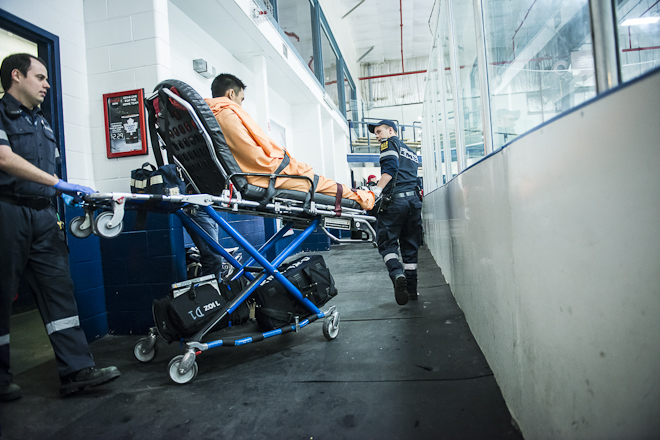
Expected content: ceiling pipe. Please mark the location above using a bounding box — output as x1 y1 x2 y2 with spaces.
359 69 427 81
400 0 405 73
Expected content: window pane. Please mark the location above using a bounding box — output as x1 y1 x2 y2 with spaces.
321 26 339 107
344 71 356 120
615 1 660 82
277 0 315 73
483 0 596 150
0 29 39 97
451 0 485 167
441 11 458 179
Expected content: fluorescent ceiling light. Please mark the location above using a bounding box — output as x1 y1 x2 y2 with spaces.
621 17 660 26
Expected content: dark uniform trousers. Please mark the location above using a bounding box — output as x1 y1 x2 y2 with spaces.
0 202 94 384
376 194 423 293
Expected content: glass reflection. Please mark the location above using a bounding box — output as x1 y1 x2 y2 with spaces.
278 0 315 73
615 1 660 82
483 0 596 150
321 26 339 107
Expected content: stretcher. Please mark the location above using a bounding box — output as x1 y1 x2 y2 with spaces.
69 80 377 384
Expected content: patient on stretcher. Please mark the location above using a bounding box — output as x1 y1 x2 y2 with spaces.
204 74 374 211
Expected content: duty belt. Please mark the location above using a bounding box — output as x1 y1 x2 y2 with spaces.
0 194 51 210
392 191 417 199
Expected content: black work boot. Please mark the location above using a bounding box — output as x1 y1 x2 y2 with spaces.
60 366 121 396
405 271 418 301
0 382 22 402
394 274 409 305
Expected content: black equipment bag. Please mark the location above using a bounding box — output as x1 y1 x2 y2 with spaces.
153 275 250 343
130 162 185 196
253 254 338 331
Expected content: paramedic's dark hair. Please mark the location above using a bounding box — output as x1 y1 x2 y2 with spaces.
211 73 246 98
1 53 48 93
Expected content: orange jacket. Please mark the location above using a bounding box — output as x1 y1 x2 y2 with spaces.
205 97 374 210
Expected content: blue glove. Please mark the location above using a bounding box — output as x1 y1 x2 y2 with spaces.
61 193 81 208
54 179 95 202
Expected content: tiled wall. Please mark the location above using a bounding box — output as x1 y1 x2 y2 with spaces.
66 205 107 342
100 210 186 335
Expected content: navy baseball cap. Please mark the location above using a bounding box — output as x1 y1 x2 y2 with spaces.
368 120 397 134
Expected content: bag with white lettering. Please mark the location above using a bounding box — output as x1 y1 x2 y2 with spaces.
152 275 250 343
252 254 338 331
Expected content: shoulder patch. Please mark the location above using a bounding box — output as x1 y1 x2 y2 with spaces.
380 141 388 151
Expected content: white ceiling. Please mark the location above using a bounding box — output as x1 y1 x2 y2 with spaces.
338 0 436 67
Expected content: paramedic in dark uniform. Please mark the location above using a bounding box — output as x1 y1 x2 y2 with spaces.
0 53 120 401
368 120 423 306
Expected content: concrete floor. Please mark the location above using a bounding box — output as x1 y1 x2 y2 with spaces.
0 244 521 440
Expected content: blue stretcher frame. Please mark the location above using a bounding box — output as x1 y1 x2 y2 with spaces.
175 205 326 347
73 187 376 382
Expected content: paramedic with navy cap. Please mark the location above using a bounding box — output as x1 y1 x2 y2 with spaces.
368 120 423 305
0 53 120 401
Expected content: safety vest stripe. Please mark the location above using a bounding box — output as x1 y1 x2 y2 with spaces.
380 150 398 159
46 316 80 335
383 253 398 262
404 263 417 270
0 334 9 346
0 129 8 141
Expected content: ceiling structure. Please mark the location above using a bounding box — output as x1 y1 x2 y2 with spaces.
337 0 437 70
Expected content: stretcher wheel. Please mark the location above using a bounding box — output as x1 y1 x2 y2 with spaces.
168 355 198 384
134 338 158 363
95 211 123 238
323 311 340 340
69 216 92 239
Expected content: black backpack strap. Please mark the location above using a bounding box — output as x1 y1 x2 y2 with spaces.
145 97 165 168
260 151 291 207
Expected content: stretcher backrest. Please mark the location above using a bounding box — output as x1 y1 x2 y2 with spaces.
146 80 361 209
148 79 249 196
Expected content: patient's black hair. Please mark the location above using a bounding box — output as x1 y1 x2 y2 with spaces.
211 73 246 98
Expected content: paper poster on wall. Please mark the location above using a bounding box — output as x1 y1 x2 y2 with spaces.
269 119 286 148
103 89 148 158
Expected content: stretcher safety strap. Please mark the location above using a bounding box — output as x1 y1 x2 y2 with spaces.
0 334 9 346
384 253 398 262
46 316 80 335
404 263 418 270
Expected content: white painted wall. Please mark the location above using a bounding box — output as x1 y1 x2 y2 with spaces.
422 71 660 439
84 0 171 193
5 0 352 193
2 0 95 188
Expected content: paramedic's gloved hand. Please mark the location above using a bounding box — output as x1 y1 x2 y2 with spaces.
61 193 81 208
371 186 382 198
54 179 95 203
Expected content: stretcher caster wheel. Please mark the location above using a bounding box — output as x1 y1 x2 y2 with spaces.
69 216 92 238
95 211 123 238
323 311 340 340
168 355 198 384
134 337 158 363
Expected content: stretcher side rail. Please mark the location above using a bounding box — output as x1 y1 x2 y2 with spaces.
75 192 377 244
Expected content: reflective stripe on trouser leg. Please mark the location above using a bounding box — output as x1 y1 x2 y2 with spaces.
26 208 95 378
46 316 81 335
